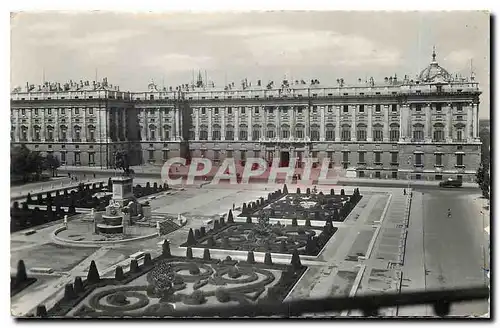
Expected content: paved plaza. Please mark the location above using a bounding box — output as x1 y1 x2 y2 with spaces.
10 180 489 317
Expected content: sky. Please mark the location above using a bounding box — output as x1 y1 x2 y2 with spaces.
10 11 490 118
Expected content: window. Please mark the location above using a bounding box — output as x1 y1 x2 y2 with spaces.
255 106 259 114
359 171 365 178
75 152 81 164
240 151 246 162
457 175 463 182
89 129 95 142
375 105 381 112
199 125 208 140
239 125 248 140
328 105 333 113
21 109 26 115
359 105 364 113
34 108 39 116
241 107 245 114
281 125 290 139
415 153 423 165
433 123 445 141
436 85 442 93
148 150 154 161
61 152 66 163
356 124 367 141
89 153 95 165
297 107 303 114
457 116 463 121
282 107 288 115
435 174 443 181
310 124 320 141
266 124 275 139
375 171 381 178
312 106 317 113
435 103 442 112
413 124 424 141
457 104 463 112
374 152 381 163
252 125 261 140
456 154 464 166
391 152 398 164
390 124 400 141
47 108 52 115
341 125 351 141
311 151 318 159
342 151 349 162
392 171 398 179
358 152 365 163
150 130 155 140
416 104 422 112
415 174 422 180
254 150 260 158
47 128 54 141
295 124 304 139
326 124 335 141
212 125 221 140
392 104 397 112
456 129 464 141
164 128 170 140
201 108 206 115
373 124 383 141
268 107 274 114
89 108 93 115
435 154 442 166
228 107 232 114
75 108 80 115
343 105 348 113
214 108 219 115
226 150 233 158
189 129 195 140
327 151 334 162
225 125 234 140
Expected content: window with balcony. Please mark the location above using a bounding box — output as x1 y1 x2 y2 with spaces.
356 124 367 141
89 108 93 115
47 127 54 141
328 105 333 113
228 107 232 115
164 126 171 140
389 123 400 141
47 108 52 115
88 152 95 165
373 124 383 141
342 151 349 163
60 151 66 164
456 129 464 141
412 124 424 141
297 107 303 114
150 129 155 140
212 124 221 140
252 125 261 141
310 124 320 141
415 104 422 112
75 108 80 115
281 124 290 139
21 109 26 115
199 125 208 140
268 107 274 114
295 124 304 139
341 125 351 141
34 108 39 116
214 108 219 115
148 150 154 161
255 107 260 114
433 123 445 142
435 103 442 112
282 107 288 115
241 107 245 114
226 125 234 140
266 124 276 139
239 125 248 140
326 124 335 141
74 152 81 165
312 106 317 113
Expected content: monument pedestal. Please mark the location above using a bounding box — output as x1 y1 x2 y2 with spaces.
112 176 134 207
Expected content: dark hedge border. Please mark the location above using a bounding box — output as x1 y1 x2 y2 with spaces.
180 222 338 256
48 253 306 318
11 277 37 297
237 190 288 217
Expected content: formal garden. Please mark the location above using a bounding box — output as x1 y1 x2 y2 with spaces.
10 201 71 233
239 185 363 223
181 210 338 256
35 241 306 318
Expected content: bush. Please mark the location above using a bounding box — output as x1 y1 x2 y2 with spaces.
187 290 206 305
292 218 298 226
186 247 193 259
290 249 302 269
35 305 47 318
296 188 301 194
130 259 139 273
194 229 201 240
87 260 100 284
341 189 345 196
64 283 75 300
228 267 241 279
115 266 124 281
306 188 311 195
15 260 27 283
189 264 200 275
227 210 234 223
200 227 206 237
222 237 230 248
186 228 196 245
264 252 273 265
246 216 252 223
242 203 247 213
215 288 231 303
162 240 171 257
143 253 153 266
246 251 255 264
279 240 287 253
74 276 84 293
305 219 311 227
207 236 215 247
203 248 211 260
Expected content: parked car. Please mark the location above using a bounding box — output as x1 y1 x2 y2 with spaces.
439 178 463 188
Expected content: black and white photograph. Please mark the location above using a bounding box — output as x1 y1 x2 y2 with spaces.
8 9 491 319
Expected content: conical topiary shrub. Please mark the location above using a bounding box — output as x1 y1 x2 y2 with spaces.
186 247 193 259
283 184 288 194
187 228 196 245
227 210 234 223
246 216 252 223
242 203 247 214
246 251 255 264
130 259 139 273
305 219 311 227
200 227 206 237
64 283 75 300
15 260 27 284
87 260 100 284
264 252 273 265
220 217 225 226
296 188 301 194
214 220 220 230
74 276 84 293
330 188 335 195
292 218 298 226
207 236 215 247
203 248 211 261
194 229 201 240
143 253 152 266
290 249 302 269
306 188 311 195
341 189 345 196
115 266 124 281
279 240 287 253
162 240 171 257
36 305 47 318
222 237 230 249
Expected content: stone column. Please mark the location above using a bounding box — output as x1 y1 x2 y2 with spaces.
290 106 296 138
115 109 120 141
276 106 281 139
335 106 341 141
54 108 59 141
367 105 373 141
383 105 389 142
472 103 479 140
444 103 452 142
466 104 473 141
247 107 252 141
158 107 163 141
208 108 213 141
262 106 266 139
140 109 146 141
425 103 432 142
221 107 226 141
350 105 356 141
305 106 310 138
175 108 180 141
67 108 73 142
400 104 408 141
81 108 87 141
194 107 200 140
235 107 239 141
41 109 46 141
320 105 325 141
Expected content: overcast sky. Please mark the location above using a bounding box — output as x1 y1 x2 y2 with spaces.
11 11 490 118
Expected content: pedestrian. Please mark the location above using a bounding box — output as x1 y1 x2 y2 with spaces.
68 173 71 178
404 189 407 195
93 173 96 179
84 174 86 179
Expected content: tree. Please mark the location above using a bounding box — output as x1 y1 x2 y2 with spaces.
203 248 211 260
11 145 44 182
87 260 100 284
74 276 84 293
162 240 171 257
187 228 196 245
264 252 273 265
290 249 302 269
246 251 255 264
476 163 490 200
227 209 234 223
43 153 61 177
283 184 288 194
115 266 125 281
15 260 27 283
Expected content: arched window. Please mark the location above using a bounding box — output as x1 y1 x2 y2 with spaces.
252 124 261 141
281 124 290 139
372 123 383 141
310 124 320 141
413 123 424 141
21 126 28 141
356 123 367 141
295 124 304 139
389 123 400 141
266 124 276 139
46 125 54 141
33 125 41 141
163 125 171 140
225 124 234 140
326 124 335 141
239 124 248 140
212 124 221 140
60 125 67 141
87 125 95 142
341 124 351 141
199 124 208 140
433 123 445 142
148 124 156 140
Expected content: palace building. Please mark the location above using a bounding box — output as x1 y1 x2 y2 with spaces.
10 50 482 182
